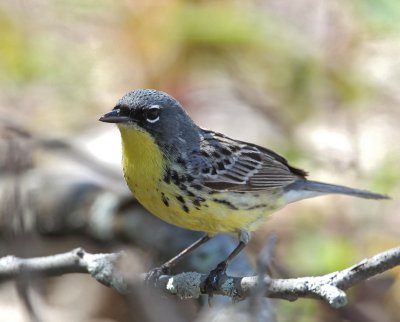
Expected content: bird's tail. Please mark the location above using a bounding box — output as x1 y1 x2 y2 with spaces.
283 180 389 204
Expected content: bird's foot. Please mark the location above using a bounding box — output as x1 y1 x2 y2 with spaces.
145 265 171 287
203 261 228 305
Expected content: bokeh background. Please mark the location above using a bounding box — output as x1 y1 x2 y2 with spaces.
0 1 399 321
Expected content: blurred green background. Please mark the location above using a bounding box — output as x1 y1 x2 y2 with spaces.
0 1 399 321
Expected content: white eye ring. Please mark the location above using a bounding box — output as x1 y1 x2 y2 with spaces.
146 105 160 123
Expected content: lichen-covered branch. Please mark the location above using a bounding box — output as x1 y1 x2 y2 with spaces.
159 245 400 308
0 248 128 294
1 246 399 308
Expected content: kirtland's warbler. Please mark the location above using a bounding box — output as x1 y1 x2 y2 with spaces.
100 89 388 293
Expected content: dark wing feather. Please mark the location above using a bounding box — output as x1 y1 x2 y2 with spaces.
190 130 307 192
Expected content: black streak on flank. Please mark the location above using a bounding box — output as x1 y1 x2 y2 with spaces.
212 198 238 210
176 195 185 204
176 195 189 213
245 204 267 210
163 169 171 184
193 196 206 207
171 170 181 185
161 192 169 207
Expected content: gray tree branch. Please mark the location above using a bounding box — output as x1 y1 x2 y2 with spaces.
0 248 128 294
0 246 399 308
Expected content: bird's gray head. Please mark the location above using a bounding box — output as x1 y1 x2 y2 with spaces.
99 89 200 154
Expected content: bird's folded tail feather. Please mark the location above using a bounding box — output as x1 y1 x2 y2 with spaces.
283 180 389 204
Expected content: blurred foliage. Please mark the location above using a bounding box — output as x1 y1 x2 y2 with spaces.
0 8 51 83
354 0 400 32
288 231 356 275
119 1 374 124
277 300 320 322
370 153 400 193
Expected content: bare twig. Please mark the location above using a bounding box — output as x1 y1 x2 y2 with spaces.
0 248 128 294
0 246 399 308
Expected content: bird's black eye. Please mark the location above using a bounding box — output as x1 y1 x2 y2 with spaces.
146 105 160 123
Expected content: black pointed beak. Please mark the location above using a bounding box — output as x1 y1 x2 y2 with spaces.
99 109 130 123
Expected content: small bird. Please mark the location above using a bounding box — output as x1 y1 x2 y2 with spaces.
99 89 388 294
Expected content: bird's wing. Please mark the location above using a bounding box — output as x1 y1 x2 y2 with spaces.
189 130 307 192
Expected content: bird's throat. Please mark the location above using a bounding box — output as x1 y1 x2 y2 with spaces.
119 126 166 195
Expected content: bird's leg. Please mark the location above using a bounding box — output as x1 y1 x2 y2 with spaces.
146 233 212 284
162 233 212 270
203 231 250 302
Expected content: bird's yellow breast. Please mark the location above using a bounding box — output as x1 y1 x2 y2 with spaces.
120 126 198 229
119 126 280 234
120 126 211 231
119 126 166 209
